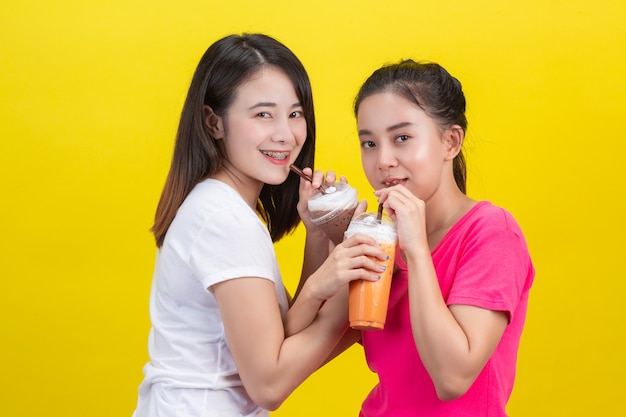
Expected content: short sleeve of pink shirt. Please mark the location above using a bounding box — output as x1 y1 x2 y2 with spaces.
441 202 534 321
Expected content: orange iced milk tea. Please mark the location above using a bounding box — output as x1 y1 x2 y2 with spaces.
344 212 398 330
307 182 359 245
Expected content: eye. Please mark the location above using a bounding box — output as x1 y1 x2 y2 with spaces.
360 140 376 149
395 134 409 143
289 110 304 118
256 112 271 118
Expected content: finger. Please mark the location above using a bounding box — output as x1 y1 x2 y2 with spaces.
352 199 368 219
346 266 386 283
352 200 367 219
296 167 316 192
373 187 388 199
311 169 326 188
341 233 379 248
358 245 388 263
324 170 337 183
353 253 389 275
342 240 388 261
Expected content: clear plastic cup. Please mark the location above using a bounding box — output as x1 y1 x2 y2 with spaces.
307 182 359 245
344 212 398 330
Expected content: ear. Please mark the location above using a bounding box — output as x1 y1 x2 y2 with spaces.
204 105 224 139
443 125 464 161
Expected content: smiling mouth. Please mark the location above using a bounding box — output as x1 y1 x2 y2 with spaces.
383 178 406 187
261 151 289 160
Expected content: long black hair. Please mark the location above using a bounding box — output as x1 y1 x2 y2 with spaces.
152 33 316 247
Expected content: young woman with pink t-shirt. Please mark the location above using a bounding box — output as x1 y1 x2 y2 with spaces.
339 60 535 416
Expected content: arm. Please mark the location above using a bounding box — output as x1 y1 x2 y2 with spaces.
214 278 344 411
293 198 367 299
212 235 386 410
291 167 338 299
213 275 361 410
378 185 508 401
285 167 368 337
313 289 363 367
284 232 384 336
406 248 507 400
322 326 363 367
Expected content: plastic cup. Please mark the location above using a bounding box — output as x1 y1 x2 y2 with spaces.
344 212 398 330
307 182 359 245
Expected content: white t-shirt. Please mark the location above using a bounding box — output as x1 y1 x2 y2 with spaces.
133 179 289 417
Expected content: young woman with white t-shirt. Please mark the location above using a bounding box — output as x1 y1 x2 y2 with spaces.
131 33 386 417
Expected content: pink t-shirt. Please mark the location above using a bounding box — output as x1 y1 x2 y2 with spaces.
360 201 535 417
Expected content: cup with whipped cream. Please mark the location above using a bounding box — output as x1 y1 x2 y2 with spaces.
307 182 359 245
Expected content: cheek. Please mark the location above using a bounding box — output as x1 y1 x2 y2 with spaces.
296 124 308 143
361 152 378 180
288 121 307 150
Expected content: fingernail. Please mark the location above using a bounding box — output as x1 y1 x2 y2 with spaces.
376 275 381 280
379 265 387 271
385 255 389 260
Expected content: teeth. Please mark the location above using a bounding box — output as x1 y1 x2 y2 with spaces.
262 151 289 160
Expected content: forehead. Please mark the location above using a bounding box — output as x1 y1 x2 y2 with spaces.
357 92 427 125
231 66 297 103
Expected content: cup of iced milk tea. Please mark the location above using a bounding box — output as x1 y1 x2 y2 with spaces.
344 212 398 330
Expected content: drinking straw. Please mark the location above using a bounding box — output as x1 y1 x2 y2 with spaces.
289 164 328 194
376 202 384 221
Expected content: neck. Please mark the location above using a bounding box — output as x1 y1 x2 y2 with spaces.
425 188 475 250
210 167 263 210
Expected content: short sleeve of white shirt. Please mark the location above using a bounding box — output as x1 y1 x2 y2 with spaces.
188 197 277 292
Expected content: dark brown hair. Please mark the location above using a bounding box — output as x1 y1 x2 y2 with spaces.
354 60 467 193
152 33 316 247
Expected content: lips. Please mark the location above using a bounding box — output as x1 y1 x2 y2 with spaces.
382 178 407 187
261 150 289 160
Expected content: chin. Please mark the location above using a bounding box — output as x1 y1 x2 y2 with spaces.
265 175 289 186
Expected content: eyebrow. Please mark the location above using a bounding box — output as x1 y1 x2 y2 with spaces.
248 102 302 111
358 121 413 137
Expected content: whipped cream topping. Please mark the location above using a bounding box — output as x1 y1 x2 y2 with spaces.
344 213 397 243
308 183 358 211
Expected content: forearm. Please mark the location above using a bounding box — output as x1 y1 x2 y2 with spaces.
247 296 349 410
310 287 357 367
293 229 330 300
284 282 323 337
282 290 350 370
321 327 361 367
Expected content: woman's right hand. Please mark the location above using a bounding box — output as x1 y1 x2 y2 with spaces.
303 233 388 302
295 167 344 233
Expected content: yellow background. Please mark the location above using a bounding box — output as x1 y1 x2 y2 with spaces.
1 0 624 415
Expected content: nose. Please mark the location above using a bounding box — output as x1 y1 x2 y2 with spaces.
271 116 296 144
376 142 397 171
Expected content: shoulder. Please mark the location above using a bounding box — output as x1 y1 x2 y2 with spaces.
166 179 266 247
465 201 525 238
182 179 242 211
178 179 254 223
447 201 532 263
